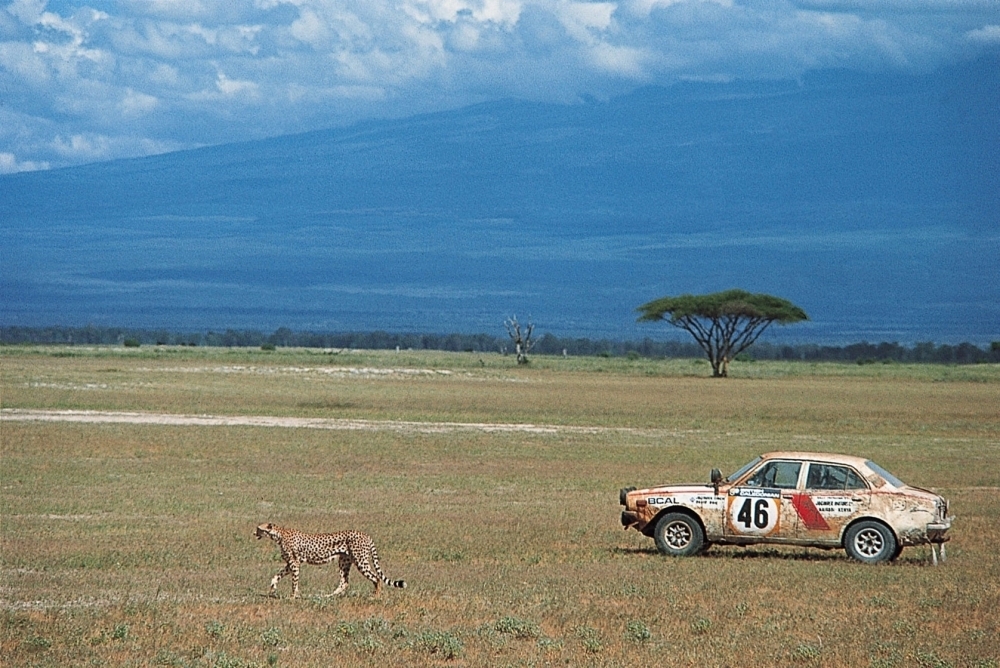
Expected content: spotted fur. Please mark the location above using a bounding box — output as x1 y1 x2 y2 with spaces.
255 523 406 598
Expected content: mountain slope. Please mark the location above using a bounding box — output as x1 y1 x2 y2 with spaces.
2 61 997 342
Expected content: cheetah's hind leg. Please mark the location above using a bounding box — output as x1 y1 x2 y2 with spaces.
332 554 351 596
289 562 302 599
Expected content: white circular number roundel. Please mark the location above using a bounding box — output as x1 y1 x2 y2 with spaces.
728 496 780 535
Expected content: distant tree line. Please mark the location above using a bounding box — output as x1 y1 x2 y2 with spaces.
2 325 998 364
744 341 999 365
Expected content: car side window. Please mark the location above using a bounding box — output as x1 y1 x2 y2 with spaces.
806 464 868 491
744 461 802 489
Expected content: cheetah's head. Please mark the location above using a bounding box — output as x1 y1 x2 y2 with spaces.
256 523 277 540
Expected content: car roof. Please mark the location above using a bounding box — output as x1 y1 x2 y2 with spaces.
758 451 871 468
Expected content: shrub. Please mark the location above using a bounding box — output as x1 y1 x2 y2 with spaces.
494 616 540 639
260 627 281 648
412 630 462 660
625 620 651 643
792 642 822 662
112 624 129 641
205 620 225 640
690 617 712 635
574 626 602 653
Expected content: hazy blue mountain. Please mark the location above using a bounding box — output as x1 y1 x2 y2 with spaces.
2 60 997 344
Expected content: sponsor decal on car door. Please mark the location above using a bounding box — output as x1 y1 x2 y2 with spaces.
791 463 871 541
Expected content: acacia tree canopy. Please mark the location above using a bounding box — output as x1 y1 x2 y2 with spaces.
637 289 808 377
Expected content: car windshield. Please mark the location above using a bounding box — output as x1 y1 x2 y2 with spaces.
727 457 761 483
865 461 906 488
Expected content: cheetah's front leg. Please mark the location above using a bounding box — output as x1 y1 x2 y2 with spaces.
332 554 351 596
269 561 298 598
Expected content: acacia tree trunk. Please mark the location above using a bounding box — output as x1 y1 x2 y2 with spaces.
681 314 767 378
708 350 727 377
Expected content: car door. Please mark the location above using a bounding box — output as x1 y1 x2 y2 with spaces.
791 462 872 544
725 459 803 541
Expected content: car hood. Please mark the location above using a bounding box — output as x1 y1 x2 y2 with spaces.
892 485 946 503
632 484 715 496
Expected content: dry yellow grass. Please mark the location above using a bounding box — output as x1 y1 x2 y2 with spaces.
2 346 999 666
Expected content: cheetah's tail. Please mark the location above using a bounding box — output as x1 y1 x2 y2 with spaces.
371 547 406 589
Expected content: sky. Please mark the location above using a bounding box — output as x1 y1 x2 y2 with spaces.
1 0 999 173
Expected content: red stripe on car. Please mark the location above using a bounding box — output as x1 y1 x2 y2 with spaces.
792 494 830 530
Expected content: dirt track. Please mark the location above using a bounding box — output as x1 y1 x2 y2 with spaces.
0 408 660 436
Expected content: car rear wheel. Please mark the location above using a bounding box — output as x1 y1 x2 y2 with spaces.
844 520 897 564
653 513 704 557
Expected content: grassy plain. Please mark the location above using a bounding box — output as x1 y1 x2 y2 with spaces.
2 345 999 667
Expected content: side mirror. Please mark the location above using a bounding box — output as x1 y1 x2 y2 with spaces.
710 468 722 484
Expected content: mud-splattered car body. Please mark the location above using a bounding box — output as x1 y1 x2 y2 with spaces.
619 452 952 563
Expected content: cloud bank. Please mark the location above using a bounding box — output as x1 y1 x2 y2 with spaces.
1 0 997 171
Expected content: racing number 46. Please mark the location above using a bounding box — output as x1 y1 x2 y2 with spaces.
737 498 770 529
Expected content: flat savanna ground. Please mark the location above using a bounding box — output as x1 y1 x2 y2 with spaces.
2 346 999 667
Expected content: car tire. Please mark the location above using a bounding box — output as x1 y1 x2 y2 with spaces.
844 520 897 564
653 512 704 557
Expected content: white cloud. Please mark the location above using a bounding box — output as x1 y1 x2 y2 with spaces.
217 71 259 97
0 151 50 173
51 133 112 159
555 1 616 43
588 41 645 75
1 0 997 170
0 40 51 84
5 0 46 24
401 0 522 25
289 7 327 44
627 0 732 19
121 87 159 116
967 24 1000 44
793 0 996 10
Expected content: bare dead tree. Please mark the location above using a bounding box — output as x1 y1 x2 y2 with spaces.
504 315 535 365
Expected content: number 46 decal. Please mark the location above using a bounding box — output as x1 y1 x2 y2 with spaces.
728 497 780 534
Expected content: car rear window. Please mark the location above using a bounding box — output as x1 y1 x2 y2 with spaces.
806 463 868 491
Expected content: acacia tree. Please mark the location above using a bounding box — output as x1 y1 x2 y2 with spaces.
637 289 808 377
504 315 535 365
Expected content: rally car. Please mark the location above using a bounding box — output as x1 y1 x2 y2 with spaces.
619 452 952 563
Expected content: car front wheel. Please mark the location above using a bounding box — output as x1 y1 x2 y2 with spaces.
844 520 897 564
653 512 704 557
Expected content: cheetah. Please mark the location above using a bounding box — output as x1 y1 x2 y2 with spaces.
255 523 406 598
